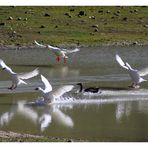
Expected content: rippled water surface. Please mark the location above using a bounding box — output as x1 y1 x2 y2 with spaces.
0 46 148 141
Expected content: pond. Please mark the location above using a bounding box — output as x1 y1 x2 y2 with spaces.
0 46 148 141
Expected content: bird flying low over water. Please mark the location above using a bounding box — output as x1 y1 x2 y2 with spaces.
115 54 148 88
35 75 74 104
0 59 39 90
34 40 80 63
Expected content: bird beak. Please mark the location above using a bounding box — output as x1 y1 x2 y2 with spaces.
35 88 39 90
2 68 6 70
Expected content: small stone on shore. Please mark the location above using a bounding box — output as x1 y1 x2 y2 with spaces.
132 41 138 45
98 10 103 13
94 28 99 32
0 22 6 26
67 139 73 142
17 17 22 21
122 17 128 21
143 24 148 28
13 31 16 34
89 16 95 19
106 10 111 13
44 13 50 17
23 18 28 21
64 12 72 18
8 16 13 20
91 24 98 28
78 11 86 16
40 25 45 28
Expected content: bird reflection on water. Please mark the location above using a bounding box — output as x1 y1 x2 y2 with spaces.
0 101 74 132
1 92 148 132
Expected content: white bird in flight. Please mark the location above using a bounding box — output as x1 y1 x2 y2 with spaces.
0 59 39 90
35 75 74 104
34 40 80 63
115 54 148 88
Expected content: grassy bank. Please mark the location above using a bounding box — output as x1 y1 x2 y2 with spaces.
0 6 148 47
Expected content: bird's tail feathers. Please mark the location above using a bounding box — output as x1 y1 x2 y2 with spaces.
139 77 147 83
20 79 27 85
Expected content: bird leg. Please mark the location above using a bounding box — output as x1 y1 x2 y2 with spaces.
8 84 14 90
56 56 60 62
134 83 140 89
13 85 17 90
129 83 135 88
8 84 17 90
64 57 67 64
129 83 140 89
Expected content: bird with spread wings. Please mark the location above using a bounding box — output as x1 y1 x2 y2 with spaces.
34 40 80 63
115 54 148 88
0 59 39 90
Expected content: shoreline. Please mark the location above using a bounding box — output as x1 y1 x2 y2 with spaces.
0 130 85 142
1 41 148 50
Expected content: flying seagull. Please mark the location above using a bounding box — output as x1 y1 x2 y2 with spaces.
35 75 74 104
34 40 80 63
115 54 148 88
0 59 39 90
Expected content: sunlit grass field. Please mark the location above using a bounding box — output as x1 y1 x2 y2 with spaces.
0 6 148 46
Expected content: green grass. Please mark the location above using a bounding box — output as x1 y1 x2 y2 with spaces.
0 6 148 46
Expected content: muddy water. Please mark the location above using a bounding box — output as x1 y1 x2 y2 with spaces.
0 46 148 141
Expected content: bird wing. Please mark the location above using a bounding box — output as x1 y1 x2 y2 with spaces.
35 41 61 52
125 62 143 82
34 40 47 48
18 68 39 80
41 75 52 93
47 44 61 50
115 54 128 70
62 48 80 54
52 85 74 98
0 59 13 72
125 62 138 71
138 67 148 76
